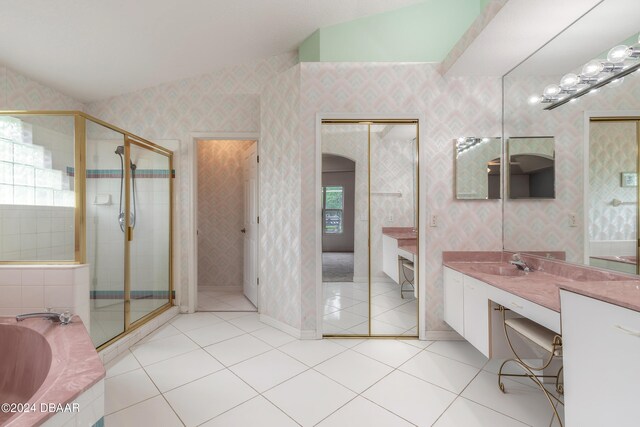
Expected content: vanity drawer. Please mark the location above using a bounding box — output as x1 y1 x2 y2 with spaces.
488 287 561 333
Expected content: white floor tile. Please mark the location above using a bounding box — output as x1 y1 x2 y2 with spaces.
314 349 393 393
204 334 272 366
105 395 183 427
433 397 529 427
426 340 489 369
327 338 366 348
461 370 559 427
401 339 434 349
279 339 345 366
131 333 200 366
399 350 481 393
164 370 257 427
105 368 159 415
105 350 141 378
169 312 223 332
251 326 297 347
317 396 413 427
137 323 182 344
230 349 308 392
324 310 369 330
363 370 457 427
352 339 421 367
144 348 225 392
201 396 298 427
227 313 269 332
264 370 356 427
184 321 245 347
214 311 255 320
370 319 408 335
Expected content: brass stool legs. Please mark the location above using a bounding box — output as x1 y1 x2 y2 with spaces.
398 257 415 299
497 306 564 427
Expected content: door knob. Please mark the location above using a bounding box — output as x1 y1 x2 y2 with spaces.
241 228 246 233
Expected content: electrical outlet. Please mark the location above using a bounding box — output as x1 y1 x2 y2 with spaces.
568 213 577 227
387 214 394 223
430 214 438 227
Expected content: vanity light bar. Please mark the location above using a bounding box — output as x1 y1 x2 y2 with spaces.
528 35 640 110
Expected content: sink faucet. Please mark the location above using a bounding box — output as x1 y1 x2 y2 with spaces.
509 253 531 272
16 310 72 325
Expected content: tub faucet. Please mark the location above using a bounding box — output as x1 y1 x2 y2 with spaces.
509 253 531 272
16 310 72 325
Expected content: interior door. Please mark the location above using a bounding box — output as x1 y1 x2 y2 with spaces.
243 143 258 306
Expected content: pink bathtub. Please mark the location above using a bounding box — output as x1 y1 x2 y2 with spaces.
0 317 104 427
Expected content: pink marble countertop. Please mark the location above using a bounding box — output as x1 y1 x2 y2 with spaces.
382 227 417 240
444 251 640 314
444 262 570 312
0 316 105 427
559 281 640 313
398 242 417 255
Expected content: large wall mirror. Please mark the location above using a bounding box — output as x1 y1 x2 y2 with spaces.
503 0 640 275
455 137 501 200
508 137 555 199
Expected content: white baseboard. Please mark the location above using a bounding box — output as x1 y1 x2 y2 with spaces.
425 330 465 340
198 285 242 291
259 314 317 340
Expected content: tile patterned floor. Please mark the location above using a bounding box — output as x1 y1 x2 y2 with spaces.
323 282 417 336
104 311 563 426
197 288 257 312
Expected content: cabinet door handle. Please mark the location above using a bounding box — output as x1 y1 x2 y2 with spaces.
614 324 640 337
510 302 523 309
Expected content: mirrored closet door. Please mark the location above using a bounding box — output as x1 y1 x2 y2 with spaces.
320 120 418 337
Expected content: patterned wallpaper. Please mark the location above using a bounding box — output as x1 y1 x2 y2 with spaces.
197 140 254 288
0 64 84 111
259 65 303 329
298 63 503 332
589 121 637 241
85 52 298 309
503 72 640 264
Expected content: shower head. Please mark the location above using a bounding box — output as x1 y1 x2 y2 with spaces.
115 145 124 156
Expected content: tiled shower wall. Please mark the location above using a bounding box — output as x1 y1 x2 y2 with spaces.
197 140 254 288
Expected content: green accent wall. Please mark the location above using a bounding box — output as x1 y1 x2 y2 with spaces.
299 0 486 62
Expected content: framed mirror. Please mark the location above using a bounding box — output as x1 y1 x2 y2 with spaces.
455 137 501 200
507 137 555 199
502 0 640 274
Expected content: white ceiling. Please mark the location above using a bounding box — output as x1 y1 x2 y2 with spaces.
445 0 604 77
0 0 422 102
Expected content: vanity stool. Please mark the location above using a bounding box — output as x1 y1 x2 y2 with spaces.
497 306 564 426
398 258 415 298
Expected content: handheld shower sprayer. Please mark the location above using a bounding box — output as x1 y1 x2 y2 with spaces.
115 145 137 233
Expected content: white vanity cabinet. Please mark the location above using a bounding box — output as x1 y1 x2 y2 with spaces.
561 290 640 427
463 276 489 357
443 267 490 357
382 234 399 283
443 267 464 335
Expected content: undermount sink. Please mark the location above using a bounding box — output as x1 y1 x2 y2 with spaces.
470 264 528 277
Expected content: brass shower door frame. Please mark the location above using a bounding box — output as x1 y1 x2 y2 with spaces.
321 119 420 338
0 110 174 350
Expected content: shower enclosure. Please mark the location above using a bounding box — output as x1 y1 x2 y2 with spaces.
0 111 173 349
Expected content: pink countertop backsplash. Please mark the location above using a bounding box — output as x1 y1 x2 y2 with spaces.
443 251 640 314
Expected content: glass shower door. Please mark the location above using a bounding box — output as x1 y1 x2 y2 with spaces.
127 139 172 324
86 121 126 347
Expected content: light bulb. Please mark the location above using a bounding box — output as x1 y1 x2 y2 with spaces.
560 73 579 89
543 84 561 98
528 95 542 104
582 60 604 77
608 45 631 63
457 137 465 144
